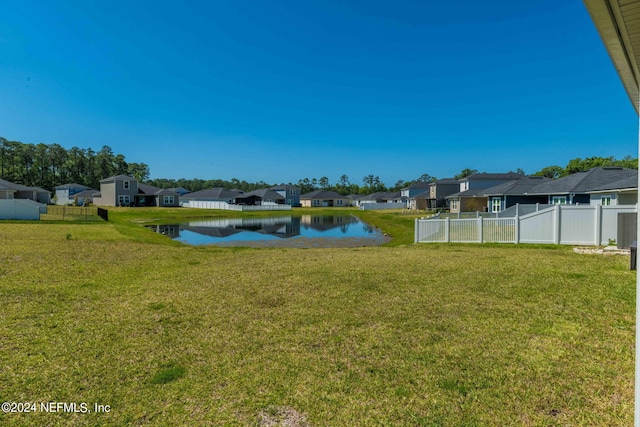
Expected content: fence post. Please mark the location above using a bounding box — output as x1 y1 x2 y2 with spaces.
515 209 520 244
414 218 419 243
595 204 602 246
445 217 450 243
554 204 561 244
478 216 483 243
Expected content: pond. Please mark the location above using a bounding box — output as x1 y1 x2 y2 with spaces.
146 215 389 248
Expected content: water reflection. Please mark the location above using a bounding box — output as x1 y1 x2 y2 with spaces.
147 215 386 247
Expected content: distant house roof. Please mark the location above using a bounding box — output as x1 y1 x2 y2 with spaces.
181 188 244 200
0 179 49 194
137 183 179 196
359 191 403 201
411 191 430 199
301 190 346 199
588 174 638 192
72 189 97 198
447 188 490 199
167 187 191 195
54 183 91 190
401 182 430 191
236 189 285 200
100 174 138 183
432 178 459 185
270 185 299 190
481 176 552 196
460 172 525 181
526 167 638 195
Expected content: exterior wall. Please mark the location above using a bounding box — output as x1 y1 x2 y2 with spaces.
15 190 50 204
157 195 180 207
95 179 139 206
272 187 301 206
432 183 460 200
55 189 71 205
468 179 514 190
301 198 350 207
409 198 428 210
619 192 638 205
95 182 116 206
460 197 488 212
0 190 15 199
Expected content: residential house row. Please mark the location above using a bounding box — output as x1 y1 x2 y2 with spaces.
4 167 638 215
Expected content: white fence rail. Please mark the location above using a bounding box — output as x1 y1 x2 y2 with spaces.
415 204 637 245
182 201 292 211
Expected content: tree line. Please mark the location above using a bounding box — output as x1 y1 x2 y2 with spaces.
1 137 636 195
0 137 150 191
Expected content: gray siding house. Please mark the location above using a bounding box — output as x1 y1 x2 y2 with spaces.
93 175 180 207
93 175 140 207
525 167 638 205
270 185 301 206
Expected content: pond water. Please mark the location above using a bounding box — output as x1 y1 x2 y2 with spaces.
146 215 389 248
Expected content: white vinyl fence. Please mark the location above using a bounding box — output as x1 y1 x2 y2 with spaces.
360 202 407 210
415 204 637 245
182 201 292 211
0 199 47 220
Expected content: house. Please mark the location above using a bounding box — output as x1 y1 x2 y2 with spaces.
300 190 351 207
480 176 551 213
180 188 244 206
137 183 181 207
427 178 460 209
400 182 430 200
70 189 97 206
524 167 638 205
93 175 139 207
408 191 430 210
270 185 301 206
587 174 638 206
235 189 285 206
447 173 524 213
0 178 50 204
93 175 180 207
54 183 93 205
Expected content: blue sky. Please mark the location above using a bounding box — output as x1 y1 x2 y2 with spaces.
1 0 637 186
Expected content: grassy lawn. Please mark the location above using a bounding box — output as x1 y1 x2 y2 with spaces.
0 208 634 426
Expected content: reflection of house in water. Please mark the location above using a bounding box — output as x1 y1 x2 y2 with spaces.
183 216 301 239
300 215 366 233
147 224 181 238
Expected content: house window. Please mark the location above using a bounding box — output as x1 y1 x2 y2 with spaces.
312 199 320 206
123 181 130 190
118 195 131 206
491 198 501 213
551 196 567 205
336 199 343 206
601 196 612 206
163 195 174 205
450 199 459 211
289 189 296 195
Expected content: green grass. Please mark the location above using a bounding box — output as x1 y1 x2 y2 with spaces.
0 208 634 426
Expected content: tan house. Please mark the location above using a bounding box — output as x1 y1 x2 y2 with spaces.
300 190 351 207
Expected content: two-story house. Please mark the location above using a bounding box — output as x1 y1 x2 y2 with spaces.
447 173 524 213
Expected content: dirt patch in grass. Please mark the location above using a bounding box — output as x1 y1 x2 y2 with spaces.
258 406 309 427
